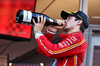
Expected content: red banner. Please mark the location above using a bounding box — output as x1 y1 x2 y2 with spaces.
0 0 36 40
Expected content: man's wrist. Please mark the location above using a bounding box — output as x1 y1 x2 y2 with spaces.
35 31 44 39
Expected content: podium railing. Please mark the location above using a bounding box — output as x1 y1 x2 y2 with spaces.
9 63 44 66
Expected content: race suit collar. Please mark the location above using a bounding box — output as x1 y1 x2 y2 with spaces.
59 31 82 38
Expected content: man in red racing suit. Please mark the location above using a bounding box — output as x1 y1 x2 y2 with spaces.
33 10 89 66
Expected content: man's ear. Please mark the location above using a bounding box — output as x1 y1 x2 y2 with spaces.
77 20 82 26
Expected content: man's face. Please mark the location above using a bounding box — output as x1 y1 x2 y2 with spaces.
63 15 78 31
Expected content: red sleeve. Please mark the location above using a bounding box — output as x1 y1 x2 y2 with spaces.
44 31 54 42
37 27 57 56
37 31 54 56
37 47 47 56
44 26 57 42
36 34 87 58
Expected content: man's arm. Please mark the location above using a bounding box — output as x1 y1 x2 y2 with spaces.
32 15 68 58
35 32 87 58
37 27 57 56
44 26 57 41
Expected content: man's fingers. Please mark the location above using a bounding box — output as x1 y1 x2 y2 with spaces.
57 20 62 25
43 17 46 25
33 19 36 26
33 15 46 26
41 15 43 24
38 15 40 23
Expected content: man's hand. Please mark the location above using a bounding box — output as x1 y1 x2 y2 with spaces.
52 19 65 29
33 15 46 34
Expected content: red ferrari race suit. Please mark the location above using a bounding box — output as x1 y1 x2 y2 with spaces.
35 27 87 66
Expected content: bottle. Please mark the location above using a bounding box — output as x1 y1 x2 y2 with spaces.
16 10 61 26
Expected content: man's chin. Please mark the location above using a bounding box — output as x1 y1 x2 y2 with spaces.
63 28 68 32
63 27 68 30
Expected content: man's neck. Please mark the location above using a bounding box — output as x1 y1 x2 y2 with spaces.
67 30 81 34
66 27 81 34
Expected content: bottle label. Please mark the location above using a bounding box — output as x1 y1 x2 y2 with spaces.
23 10 32 22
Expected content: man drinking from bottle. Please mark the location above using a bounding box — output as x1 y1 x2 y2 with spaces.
33 10 89 66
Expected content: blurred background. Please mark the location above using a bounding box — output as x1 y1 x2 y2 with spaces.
0 0 100 66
